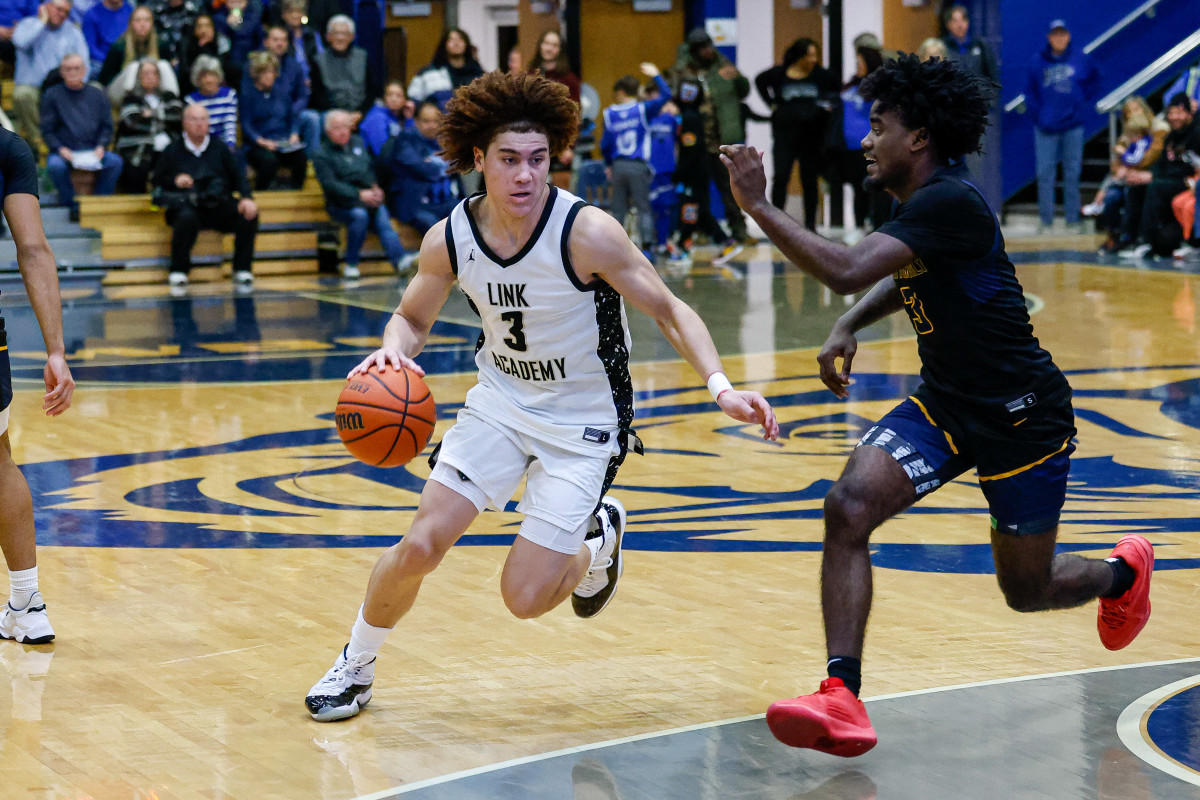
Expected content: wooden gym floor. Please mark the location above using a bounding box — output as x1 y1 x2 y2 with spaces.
0 234 1198 799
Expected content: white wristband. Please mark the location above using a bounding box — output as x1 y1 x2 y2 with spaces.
707 372 733 402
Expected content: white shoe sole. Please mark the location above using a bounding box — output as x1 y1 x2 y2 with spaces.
308 687 372 722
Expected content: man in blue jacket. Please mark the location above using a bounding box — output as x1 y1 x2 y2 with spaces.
1024 19 1100 233
382 99 460 238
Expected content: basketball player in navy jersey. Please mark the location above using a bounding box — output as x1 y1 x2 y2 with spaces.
305 71 779 722
0 127 75 645
720 54 1153 756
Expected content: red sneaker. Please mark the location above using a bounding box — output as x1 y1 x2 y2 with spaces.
766 678 877 757
1098 534 1154 651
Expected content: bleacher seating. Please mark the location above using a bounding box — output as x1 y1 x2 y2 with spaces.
78 185 422 285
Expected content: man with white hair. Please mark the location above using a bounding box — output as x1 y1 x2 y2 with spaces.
153 103 259 290
312 109 410 280
309 14 373 122
41 52 121 221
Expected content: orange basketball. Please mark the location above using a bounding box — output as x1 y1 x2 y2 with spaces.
335 366 436 467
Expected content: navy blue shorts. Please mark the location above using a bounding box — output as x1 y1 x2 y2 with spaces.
858 387 1076 536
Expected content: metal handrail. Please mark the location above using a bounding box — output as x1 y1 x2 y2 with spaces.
1095 28 1200 112
1003 0 1167 113
1083 0 1165 54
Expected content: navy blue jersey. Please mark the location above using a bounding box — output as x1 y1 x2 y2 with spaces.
0 127 40 202
877 164 1070 415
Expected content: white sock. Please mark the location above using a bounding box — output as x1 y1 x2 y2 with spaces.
9 567 38 610
347 606 391 659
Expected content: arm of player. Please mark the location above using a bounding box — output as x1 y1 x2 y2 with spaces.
718 144 916 294
571 207 779 441
6 193 74 416
347 220 457 379
816 279 904 399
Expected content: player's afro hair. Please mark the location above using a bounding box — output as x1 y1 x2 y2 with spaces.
859 53 993 161
438 71 580 174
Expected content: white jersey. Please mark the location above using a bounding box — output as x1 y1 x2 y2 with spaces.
445 187 634 456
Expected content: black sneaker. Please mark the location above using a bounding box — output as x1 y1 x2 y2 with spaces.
305 644 375 721
572 496 626 618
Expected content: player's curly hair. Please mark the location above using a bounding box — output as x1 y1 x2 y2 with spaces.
438 71 580 174
859 53 993 161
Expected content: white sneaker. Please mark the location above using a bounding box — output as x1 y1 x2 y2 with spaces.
395 252 419 277
342 264 361 281
713 241 744 266
233 270 253 286
1119 243 1153 260
305 644 375 721
572 496 626 618
1082 202 1104 217
167 271 188 287
1173 243 1200 260
0 592 55 644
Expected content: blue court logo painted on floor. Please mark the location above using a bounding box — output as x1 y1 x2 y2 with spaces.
21 368 1200 571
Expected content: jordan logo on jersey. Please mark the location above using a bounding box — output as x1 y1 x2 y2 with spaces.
467 249 475 264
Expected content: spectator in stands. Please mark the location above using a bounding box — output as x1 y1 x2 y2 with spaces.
147 0 199 67
826 44 888 244
601 63 670 258
41 53 121 220
309 15 372 122
916 37 947 62
1025 19 1100 233
755 37 837 230
1164 60 1200 114
941 4 998 86
154 102 258 289
312 109 409 280
175 14 228 96
380 99 459 238
186 54 238 149
360 79 412 157
278 0 321 89
1119 93 1200 260
1085 96 1165 254
672 27 752 249
240 50 306 190
212 0 260 86
256 24 319 150
99 6 177 106
528 29 577 101
114 56 183 192
12 0 87 151
277 0 336 47
505 44 521 74
528 28 578 182
0 0 36 67
81 0 128 80
406 28 484 112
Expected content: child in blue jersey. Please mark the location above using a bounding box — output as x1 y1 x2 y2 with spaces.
600 62 670 259
645 79 680 252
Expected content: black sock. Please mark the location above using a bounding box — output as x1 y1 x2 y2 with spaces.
1101 557 1135 599
827 656 862 697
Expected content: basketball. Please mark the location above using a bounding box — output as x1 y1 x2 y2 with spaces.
335 366 436 467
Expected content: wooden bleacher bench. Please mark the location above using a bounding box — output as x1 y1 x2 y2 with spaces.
79 187 422 284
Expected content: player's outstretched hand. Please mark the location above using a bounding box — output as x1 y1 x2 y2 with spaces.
42 353 74 416
348 347 425 380
817 323 856 399
717 389 780 441
718 144 769 216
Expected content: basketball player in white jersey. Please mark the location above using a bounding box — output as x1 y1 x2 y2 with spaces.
305 71 778 722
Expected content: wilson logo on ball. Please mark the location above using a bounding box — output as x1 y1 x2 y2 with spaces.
336 411 364 431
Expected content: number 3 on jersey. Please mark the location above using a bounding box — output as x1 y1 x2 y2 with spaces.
500 310 528 351
899 286 934 334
